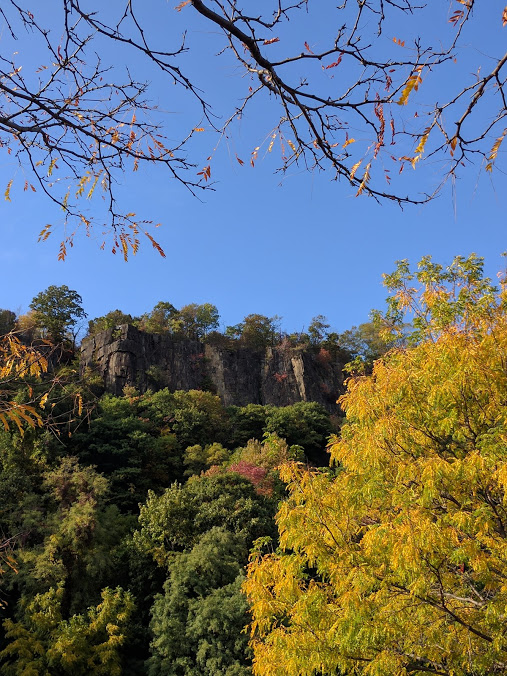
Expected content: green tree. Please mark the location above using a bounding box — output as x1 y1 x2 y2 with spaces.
87 309 135 336
18 457 128 618
29 285 87 344
134 473 277 567
68 393 182 512
264 401 332 464
245 255 507 676
1 585 134 676
137 302 179 335
307 315 330 346
226 315 280 350
148 528 252 676
0 310 16 336
338 320 400 367
179 303 220 340
183 442 230 477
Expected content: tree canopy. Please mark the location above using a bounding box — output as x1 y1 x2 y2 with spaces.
245 254 507 676
1 2 505 256
29 285 86 344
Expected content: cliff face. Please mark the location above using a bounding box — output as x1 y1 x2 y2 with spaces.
80 325 346 412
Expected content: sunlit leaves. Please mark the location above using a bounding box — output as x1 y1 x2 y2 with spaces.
397 67 423 105
246 256 507 676
0 334 47 435
485 128 506 172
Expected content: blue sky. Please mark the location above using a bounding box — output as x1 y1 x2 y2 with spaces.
0 2 505 338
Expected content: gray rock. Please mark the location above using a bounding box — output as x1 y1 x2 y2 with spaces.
80 325 346 412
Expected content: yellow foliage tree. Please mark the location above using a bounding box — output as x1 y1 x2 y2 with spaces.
245 255 507 676
0 333 48 435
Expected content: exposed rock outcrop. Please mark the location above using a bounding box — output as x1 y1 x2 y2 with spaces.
80 325 346 412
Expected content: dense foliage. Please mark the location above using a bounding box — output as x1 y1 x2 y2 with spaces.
0 336 335 673
4 256 507 675
245 255 507 676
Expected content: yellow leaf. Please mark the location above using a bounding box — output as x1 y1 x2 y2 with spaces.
415 127 432 155
342 138 356 149
356 162 371 196
397 68 423 106
485 128 506 171
4 179 13 202
350 160 362 181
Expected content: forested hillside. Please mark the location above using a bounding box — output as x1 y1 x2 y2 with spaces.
2 255 507 675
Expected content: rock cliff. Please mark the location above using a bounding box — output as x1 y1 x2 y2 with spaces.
80 325 346 412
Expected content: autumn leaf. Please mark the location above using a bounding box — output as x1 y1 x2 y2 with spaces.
342 138 356 149
263 37 280 45
449 9 464 26
197 165 211 181
415 126 432 155
393 37 405 47
323 54 343 69
397 68 423 105
304 41 314 54
175 0 190 10
4 179 13 202
485 128 506 171
350 160 362 181
356 161 371 195
503 6 507 26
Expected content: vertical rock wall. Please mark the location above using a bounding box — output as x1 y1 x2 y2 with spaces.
80 325 346 412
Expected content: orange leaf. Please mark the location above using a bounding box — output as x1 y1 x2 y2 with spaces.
175 0 191 10
263 37 280 45
449 136 458 156
392 37 405 47
503 6 507 26
449 9 464 26
193 128 205 132
323 54 343 70
236 155 244 165
197 165 211 181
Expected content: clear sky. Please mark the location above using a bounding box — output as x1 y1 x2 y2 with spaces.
0 2 505 338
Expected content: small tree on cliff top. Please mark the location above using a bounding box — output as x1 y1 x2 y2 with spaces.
245 254 507 676
29 285 86 344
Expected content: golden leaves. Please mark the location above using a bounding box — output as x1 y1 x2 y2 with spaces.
486 128 507 172
397 67 423 105
356 161 371 196
4 179 13 202
342 138 355 149
144 230 166 258
349 160 362 181
0 335 48 435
